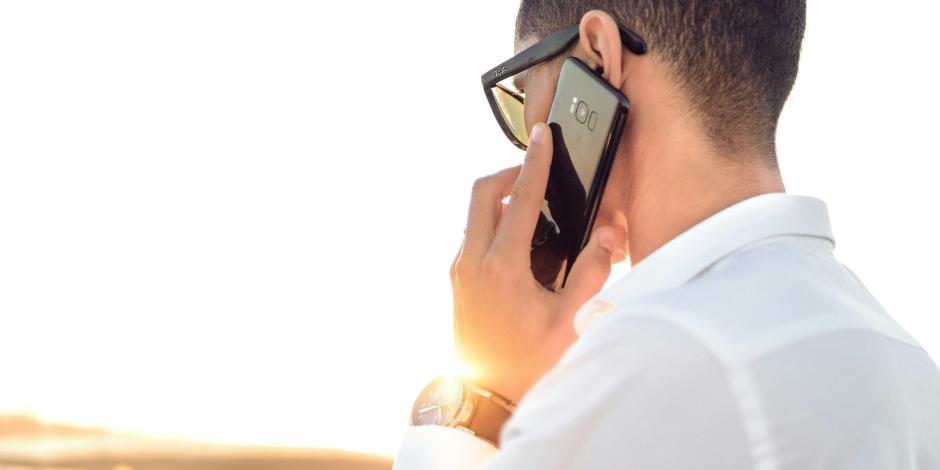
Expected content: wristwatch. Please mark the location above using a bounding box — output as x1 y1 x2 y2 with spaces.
410 375 517 447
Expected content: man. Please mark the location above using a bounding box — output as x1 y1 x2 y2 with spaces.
395 1 940 468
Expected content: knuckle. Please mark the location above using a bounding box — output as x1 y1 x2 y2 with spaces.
453 257 466 278
523 147 540 166
511 179 535 205
471 177 492 197
481 253 511 280
453 255 474 280
480 255 500 277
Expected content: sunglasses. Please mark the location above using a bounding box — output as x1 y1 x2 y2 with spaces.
481 23 647 150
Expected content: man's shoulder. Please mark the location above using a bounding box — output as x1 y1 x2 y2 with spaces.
583 235 923 368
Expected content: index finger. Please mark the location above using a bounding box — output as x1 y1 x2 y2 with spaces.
490 122 553 263
461 165 523 266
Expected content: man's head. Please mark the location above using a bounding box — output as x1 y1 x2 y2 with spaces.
515 0 806 165
509 1 805 263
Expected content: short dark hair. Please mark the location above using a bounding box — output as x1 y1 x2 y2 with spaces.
516 0 806 165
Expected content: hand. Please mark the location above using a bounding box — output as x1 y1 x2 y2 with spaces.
450 122 626 404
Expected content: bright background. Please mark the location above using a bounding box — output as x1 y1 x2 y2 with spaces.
1 0 938 458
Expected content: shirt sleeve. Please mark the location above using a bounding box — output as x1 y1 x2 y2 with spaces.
392 424 499 470
483 315 753 470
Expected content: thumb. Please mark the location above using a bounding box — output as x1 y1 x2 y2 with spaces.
559 226 624 313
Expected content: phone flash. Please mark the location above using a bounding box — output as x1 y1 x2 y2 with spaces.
569 103 576 113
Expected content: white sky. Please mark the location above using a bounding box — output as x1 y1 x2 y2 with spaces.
1 0 938 457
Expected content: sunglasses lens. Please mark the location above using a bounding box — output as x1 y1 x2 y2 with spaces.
492 79 528 147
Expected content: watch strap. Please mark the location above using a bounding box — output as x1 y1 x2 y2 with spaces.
466 385 515 446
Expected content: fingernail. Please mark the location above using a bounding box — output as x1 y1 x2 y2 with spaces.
530 124 543 144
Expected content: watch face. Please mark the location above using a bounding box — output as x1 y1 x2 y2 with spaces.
411 376 466 426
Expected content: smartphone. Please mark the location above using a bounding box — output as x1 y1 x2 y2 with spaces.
530 57 630 291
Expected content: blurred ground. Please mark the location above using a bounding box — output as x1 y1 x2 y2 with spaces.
0 415 392 470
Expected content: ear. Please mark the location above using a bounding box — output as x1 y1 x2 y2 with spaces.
578 10 624 90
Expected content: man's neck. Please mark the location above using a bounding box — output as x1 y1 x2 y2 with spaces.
623 143 785 266
610 59 786 266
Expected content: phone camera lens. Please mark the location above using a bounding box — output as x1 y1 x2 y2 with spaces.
576 101 589 124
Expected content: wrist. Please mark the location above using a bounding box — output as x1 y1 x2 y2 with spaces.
473 375 528 408
410 375 516 447
472 350 563 405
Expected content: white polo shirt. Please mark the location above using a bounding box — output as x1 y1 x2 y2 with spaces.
394 193 940 469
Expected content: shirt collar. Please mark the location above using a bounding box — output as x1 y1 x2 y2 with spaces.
573 192 835 335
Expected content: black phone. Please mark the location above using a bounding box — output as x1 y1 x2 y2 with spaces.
530 57 630 291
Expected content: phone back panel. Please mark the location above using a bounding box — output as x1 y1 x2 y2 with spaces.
547 59 622 193
530 57 629 291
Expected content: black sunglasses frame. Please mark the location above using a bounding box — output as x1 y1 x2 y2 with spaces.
481 23 648 150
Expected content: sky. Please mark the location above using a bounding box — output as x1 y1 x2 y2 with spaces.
1 0 938 457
